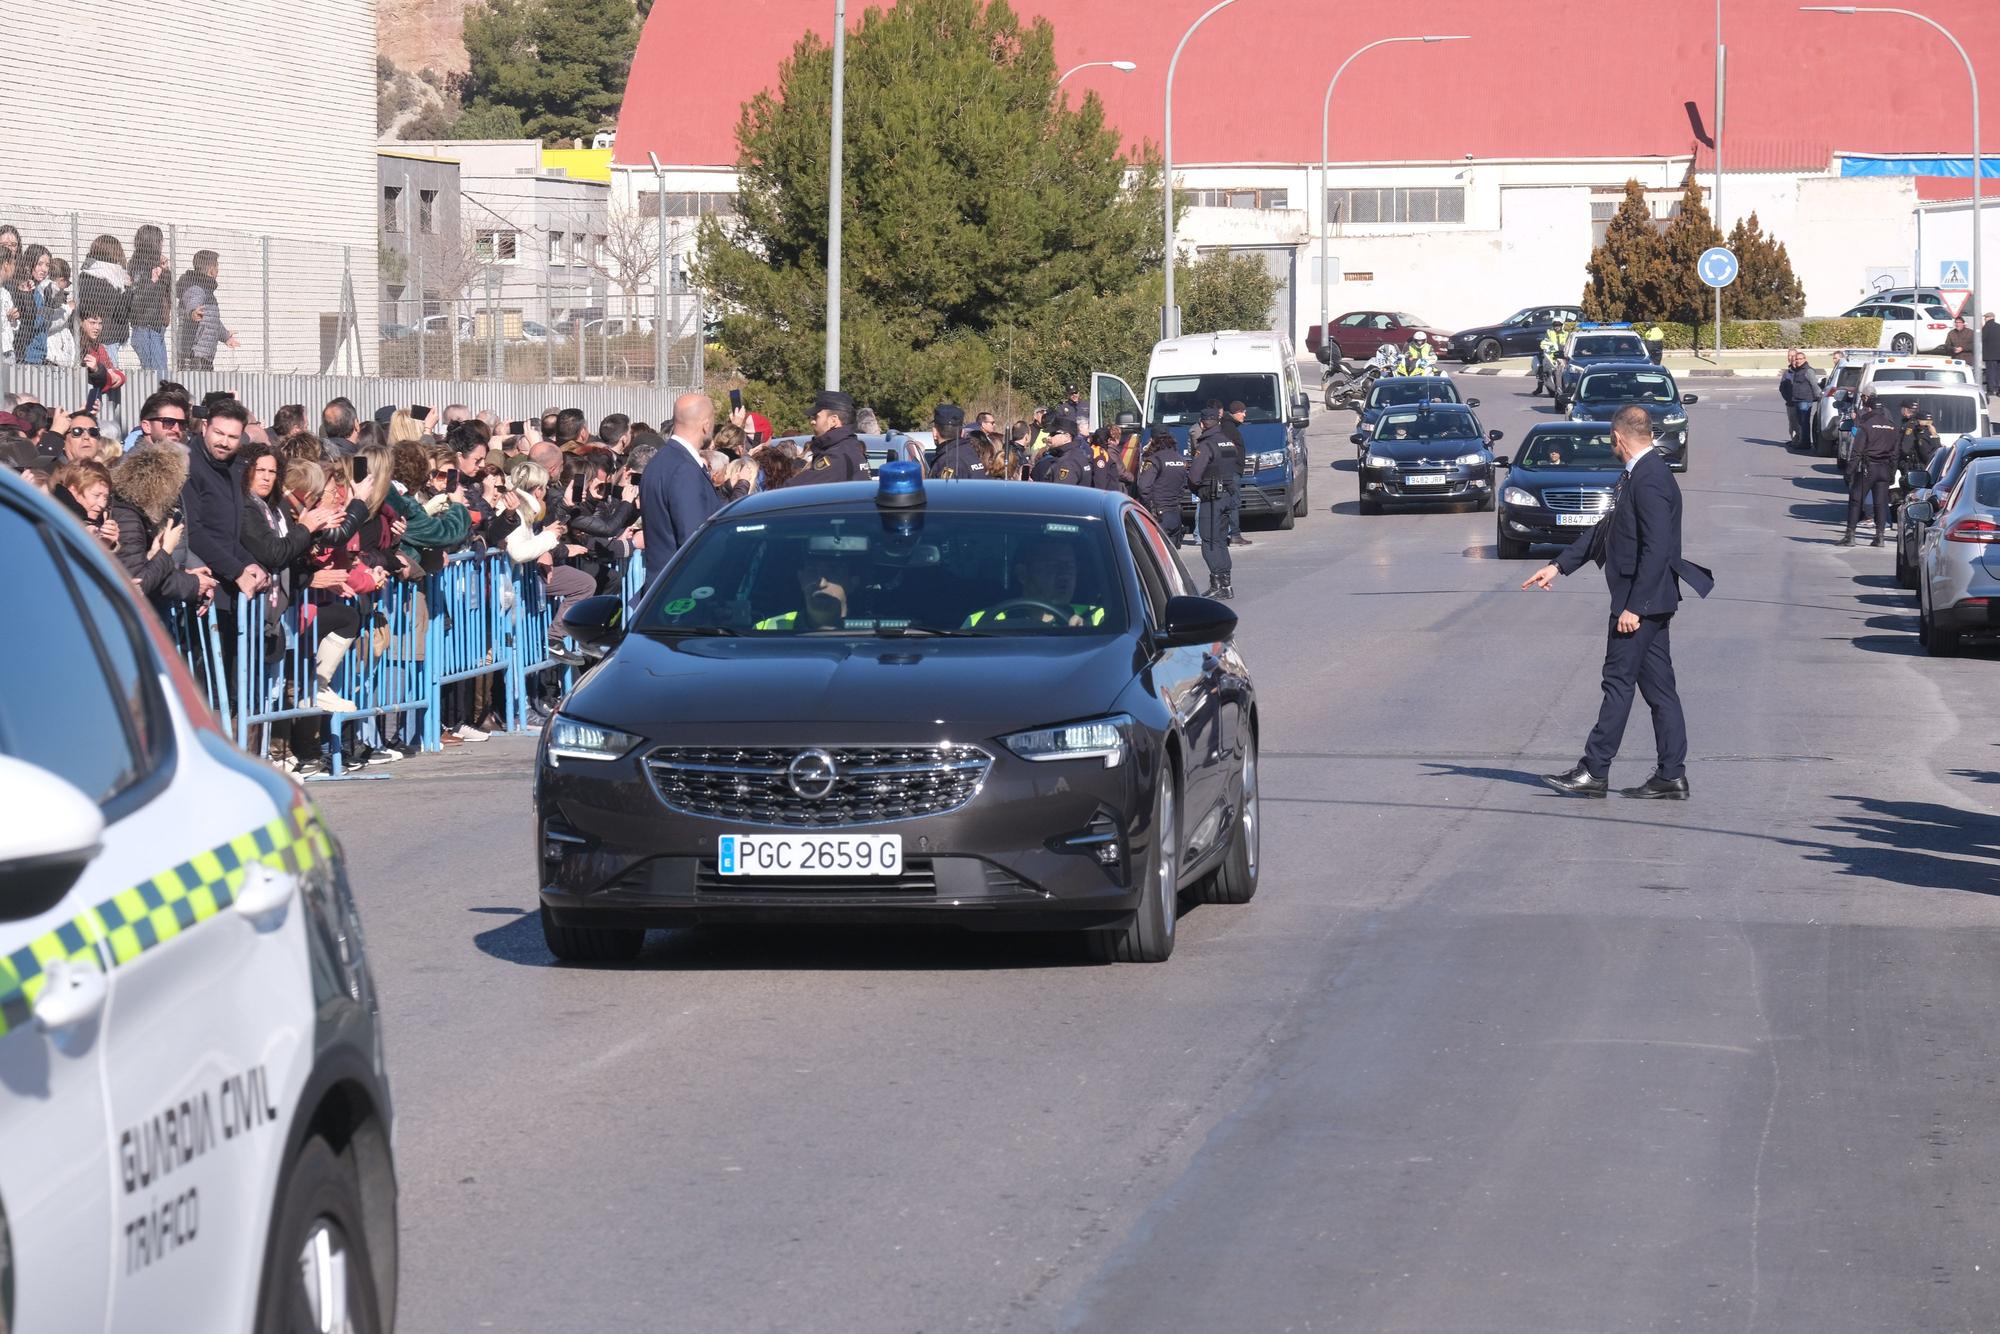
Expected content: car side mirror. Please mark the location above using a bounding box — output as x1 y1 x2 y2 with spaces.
1350 432 1366 446
1905 500 1935 523
1291 391 1311 426
1159 594 1238 650
1491 454 1510 468
1906 469 1933 491
0 755 104 922
1466 398 1481 408
562 594 627 654
1487 429 1505 443
1680 393 1700 405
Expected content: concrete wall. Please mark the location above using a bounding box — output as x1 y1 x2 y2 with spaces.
0 0 378 374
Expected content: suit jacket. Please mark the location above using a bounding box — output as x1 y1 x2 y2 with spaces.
640 436 722 572
1555 448 1714 618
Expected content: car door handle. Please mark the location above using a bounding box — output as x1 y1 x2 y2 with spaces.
34 954 107 1034
234 860 297 928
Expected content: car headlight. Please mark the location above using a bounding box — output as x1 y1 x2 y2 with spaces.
1660 415 1687 428
1502 486 1538 507
1001 714 1132 768
1455 451 1486 465
1253 449 1286 471
1366 451 1399 468
545 715 641 765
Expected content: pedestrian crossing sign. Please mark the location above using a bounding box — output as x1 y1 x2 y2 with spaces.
1940 260 1969 287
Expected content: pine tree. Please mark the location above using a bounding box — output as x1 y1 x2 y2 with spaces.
459 0 636 145
695 0 1162 427
1727 213 1806 318
1581 181 1657 322
1648 174 1724 326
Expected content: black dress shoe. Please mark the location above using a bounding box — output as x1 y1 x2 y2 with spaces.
1619 773 1690 800
1540 764 1608 798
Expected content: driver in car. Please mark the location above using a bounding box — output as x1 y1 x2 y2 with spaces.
755 546 861 630
963 537 1107 628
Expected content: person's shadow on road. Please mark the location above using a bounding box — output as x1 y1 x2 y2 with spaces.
1808 795 2000 895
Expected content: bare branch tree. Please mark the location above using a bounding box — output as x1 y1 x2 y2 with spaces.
591 200 659 325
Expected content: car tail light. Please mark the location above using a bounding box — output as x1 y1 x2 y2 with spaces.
1944 517 2000 543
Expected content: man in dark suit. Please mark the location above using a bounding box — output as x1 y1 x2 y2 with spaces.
1521 404 1714 799
640 392 721 575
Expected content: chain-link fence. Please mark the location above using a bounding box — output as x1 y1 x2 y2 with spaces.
1 203 705 391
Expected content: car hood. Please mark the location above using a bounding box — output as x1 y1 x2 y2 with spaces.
566 633 1140 732
1503 465 1625 491
1573 400 1685 423
1450 322 1517 342
1365 435 1486 462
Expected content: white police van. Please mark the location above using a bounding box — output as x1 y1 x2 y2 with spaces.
1133 331 1314 529
0 466 396 1331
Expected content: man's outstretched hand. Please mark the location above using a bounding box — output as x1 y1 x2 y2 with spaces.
1521 564 1559 591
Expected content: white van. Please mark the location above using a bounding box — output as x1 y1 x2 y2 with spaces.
1138 331 1314 529
1836 379 1991 469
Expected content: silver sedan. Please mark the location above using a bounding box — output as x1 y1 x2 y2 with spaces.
1916 455 2000 656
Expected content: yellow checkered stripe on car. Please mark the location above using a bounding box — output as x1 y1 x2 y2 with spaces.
0 805 332 1039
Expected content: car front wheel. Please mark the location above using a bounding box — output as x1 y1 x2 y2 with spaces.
1892 334 1915 354
1089 763 1179 962
1475 338 1501 363
1196 734 1259 905
255 1138 390 1334
541 904 646 963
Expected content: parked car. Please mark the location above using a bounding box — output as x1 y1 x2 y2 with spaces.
1868 286 1963 315
1820 354 1977 457
1307 311 1453 368
1444 305 1585 364
1915 455 2000 656
1145 331 1313 530
1811 352 1876 454
1840 300 1954 354
581 317 654 339
1896 435 2000 588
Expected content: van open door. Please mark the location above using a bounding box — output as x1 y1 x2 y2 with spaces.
1091 371 1141 435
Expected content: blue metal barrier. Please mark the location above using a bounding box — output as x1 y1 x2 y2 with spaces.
164 601 235 735
424 552 512 750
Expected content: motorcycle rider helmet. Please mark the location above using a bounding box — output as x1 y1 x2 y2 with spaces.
1411 330 1429 344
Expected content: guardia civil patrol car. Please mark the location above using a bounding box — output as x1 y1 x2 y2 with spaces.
0 467 396 1331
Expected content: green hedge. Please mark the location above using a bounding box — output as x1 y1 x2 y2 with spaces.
1652 317 1883 350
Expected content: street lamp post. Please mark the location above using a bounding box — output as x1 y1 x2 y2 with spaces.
1058 59 1138 87
1317 36 1468 358
826 0 848 390
1163 0 1240 341
1803 6 1981 321
647 151 668 394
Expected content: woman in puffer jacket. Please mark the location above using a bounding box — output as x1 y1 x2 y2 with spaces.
107 445 215 613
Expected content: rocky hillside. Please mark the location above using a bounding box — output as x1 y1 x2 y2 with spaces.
380 0 469 75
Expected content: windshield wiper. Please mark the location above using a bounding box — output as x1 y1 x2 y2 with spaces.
872 625 993 638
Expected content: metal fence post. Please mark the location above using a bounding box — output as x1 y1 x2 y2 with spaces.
167 224 179 372
69 213 81 304
415 252 427 381
261 236 271 373
543 274 555 382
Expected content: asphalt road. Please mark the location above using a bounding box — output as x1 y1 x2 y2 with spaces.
318 371 2000 1333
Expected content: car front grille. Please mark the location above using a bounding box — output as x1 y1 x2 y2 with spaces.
696 857 941 895
646 744 993 827
1542 487 1615 513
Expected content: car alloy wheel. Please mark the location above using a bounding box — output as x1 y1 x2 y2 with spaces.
298 1217 358 1334
1198 735 1260 905
1892 334 1914 354
1476 338 1501 363
1089 766 1178 962
257 1138 386 1334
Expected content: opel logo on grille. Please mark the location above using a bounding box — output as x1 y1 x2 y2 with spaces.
787 749 840 800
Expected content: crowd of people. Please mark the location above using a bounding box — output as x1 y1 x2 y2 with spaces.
0 372 1254 774
0 221 235 391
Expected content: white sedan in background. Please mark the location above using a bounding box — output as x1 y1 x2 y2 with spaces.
1840 300 1954 355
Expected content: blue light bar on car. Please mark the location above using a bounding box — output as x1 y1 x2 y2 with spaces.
877 458 925 509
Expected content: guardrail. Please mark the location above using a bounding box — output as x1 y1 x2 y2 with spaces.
173 548 650 776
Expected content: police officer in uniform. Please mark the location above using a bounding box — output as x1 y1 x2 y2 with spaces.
786 390 871 487
1031 417 1090 483
927 403 987 479
1188 408 1234 599
1840 391 1900 547
1896 398 1941 472
1221 400 1251 546
1536 324 1564 396
1136 426 1191 546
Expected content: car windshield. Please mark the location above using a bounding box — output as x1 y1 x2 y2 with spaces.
1899 395 1982 434
1575 336 1642 356
1395 314 1435 328
1376 409 1479 441
1942 446 2000 490
1516 430 1619 470
639 512 1127 637
1870 367 1968 384
1148 374 1282 426
1577 370 1678 404
1367 380 1458 410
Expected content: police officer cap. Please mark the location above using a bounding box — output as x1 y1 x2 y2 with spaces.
1199 405 1222 424
812 390 855 416
933 403 965 432
1901 398 1919 410
1049 415 1079 439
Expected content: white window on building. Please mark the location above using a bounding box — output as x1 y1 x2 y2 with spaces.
1325 187 1467 226
549 230 566 265
1187 188 1290 210
419 190 438 235
474 230 519 264
593 234 607 267
1588 190 1681 248
382 185 404 234
641 191 741 219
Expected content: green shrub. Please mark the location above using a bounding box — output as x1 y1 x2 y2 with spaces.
1648 317 1881 351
